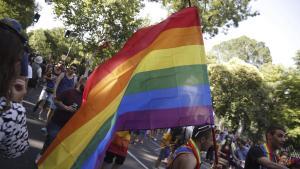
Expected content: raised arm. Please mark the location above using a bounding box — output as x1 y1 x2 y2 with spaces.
53 72 64 97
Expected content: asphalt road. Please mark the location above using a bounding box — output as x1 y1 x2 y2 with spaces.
0 87 166 169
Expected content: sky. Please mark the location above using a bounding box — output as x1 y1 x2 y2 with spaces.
28 0 300 67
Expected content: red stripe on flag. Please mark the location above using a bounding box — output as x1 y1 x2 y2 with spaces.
83 7 200 100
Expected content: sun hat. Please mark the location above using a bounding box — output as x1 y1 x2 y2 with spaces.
34 56 43 64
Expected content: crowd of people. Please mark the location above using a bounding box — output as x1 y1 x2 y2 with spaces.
1 17 299 169
99 125 300 169
25 50 87 163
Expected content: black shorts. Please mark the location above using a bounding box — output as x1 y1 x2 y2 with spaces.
104 151 126 165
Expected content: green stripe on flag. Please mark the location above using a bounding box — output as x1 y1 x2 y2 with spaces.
125 64 209 95
71 115 115 169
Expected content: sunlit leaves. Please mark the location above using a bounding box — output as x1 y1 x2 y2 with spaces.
0 0 36 28
210 36 272 67
209 58 270 141
52 0 144 63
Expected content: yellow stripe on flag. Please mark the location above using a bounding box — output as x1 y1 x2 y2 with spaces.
38 91 125 169
134 45 206 73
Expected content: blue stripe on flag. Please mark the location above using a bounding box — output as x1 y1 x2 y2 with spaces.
117 84 212 116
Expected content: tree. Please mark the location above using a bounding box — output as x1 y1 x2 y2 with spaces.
51 0 144 61
273 70 300 148
28 28 86 63
152 0 258 38
209 58 272 141
260 64 300 148
0 0 37 28
293 50 300 69
210 36 272 66
260 63 285 83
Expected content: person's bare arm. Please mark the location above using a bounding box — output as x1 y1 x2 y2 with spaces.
54 98 76 112
258 157 289 169
172 153 197 169
53 72 64 97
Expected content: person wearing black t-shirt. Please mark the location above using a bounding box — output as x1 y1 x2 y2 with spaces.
39 77 86 154
244 125 289 169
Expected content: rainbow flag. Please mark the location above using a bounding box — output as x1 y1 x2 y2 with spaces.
38 7 213 169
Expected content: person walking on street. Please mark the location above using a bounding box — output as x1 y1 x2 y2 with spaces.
244 125 289 169
167 125 228 169
101 131 131 169
53 64 77 98
35 78 86 163
41 78 85 152
28 56 43 88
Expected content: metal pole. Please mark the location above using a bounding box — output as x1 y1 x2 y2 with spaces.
66 39 75 58
211 125 219 166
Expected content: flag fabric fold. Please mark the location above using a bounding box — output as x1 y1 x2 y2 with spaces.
38 7 214 169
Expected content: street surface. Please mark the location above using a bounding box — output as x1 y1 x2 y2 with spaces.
0 87 166 169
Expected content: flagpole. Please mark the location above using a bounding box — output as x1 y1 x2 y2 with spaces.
186 0 219 165
211 126 219 166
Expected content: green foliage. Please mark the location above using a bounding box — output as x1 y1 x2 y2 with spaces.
209 56 300 147
277 72 300 148
209 58 271 141
294 50 300 69
261 64 300 147
260 63 285 83
28 28 86 63
273 70 300 110
51 0 144 62
154 0 258 37
282 108 300 148
0 0 36 28
210 36 272 67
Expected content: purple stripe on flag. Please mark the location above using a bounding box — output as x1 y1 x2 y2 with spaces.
115 106 213 130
